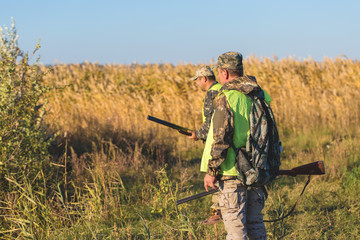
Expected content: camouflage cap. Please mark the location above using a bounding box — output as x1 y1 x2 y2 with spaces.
213 51 243 70
190 65 215 81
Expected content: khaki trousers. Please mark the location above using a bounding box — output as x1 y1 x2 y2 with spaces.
218 179 267 240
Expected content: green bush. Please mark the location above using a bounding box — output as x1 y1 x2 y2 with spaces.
0 18 57 238
0 19 52 195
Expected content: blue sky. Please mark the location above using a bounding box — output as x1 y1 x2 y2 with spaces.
1 0 359 65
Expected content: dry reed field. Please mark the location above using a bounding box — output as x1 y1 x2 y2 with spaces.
44 57 360 139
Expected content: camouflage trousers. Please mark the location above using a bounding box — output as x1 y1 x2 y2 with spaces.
218 179 267 240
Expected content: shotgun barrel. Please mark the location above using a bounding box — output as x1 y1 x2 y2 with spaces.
147 115 193 136
176 188 219 205
176 161 325 205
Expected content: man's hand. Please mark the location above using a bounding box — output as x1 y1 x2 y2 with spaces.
187 131 199 141
204 174 217 192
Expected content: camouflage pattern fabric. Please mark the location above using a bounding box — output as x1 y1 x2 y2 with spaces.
208 76 260 178
243 86 281 187
218 179 267 240
195 82 220 141
213 51 244 70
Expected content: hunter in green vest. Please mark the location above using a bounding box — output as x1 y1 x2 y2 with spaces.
188 66 221 141
203 51 269 239
187 65 223 225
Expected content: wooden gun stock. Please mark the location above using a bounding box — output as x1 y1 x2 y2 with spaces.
278 161 325 176
176 161 325 205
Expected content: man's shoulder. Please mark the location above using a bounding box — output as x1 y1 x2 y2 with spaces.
219 89 248 100
213 92 229 108
212 82 222 90
205 84 221 101
208 82 222 92
215 89 252 112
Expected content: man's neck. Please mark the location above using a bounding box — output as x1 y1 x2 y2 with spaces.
206 81 217 91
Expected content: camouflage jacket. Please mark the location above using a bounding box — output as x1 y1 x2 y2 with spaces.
195 82 221 141
208 76 262 177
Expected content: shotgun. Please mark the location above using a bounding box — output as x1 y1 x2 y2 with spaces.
176 161 325 205
147 115 193 136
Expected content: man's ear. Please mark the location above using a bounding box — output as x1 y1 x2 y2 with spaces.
219 68 228 79
224 69 229 79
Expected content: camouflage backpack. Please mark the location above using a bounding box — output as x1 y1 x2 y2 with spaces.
232 89 282 187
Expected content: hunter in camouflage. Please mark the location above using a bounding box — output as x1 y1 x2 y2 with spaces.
188 65 223 225
202 51 269 239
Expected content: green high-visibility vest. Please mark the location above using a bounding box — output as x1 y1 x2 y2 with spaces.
200 89 271 176
202 83 222 123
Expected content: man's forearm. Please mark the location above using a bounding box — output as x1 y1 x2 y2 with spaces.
195 119 211 140
208 143 229 176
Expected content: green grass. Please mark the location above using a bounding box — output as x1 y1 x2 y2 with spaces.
1 125 359 239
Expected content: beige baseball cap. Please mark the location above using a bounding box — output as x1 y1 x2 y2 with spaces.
190 65 215 81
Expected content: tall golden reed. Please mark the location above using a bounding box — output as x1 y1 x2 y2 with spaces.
41 56 360 158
